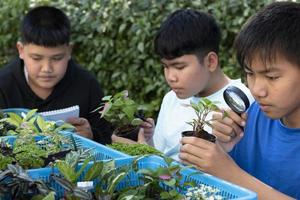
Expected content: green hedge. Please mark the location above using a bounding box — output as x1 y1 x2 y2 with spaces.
0 0 274 116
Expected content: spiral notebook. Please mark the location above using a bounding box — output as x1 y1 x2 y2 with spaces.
39 105 80 122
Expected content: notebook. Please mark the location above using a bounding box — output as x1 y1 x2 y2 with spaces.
39 105 80 122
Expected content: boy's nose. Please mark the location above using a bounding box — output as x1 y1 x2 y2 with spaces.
250 79 267 98
165 69 178 83
41 60 53 73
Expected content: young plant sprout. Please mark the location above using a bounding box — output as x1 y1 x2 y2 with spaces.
95 90 146 141
182 98 221 143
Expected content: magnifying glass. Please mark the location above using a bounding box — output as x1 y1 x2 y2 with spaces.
223 86 250 114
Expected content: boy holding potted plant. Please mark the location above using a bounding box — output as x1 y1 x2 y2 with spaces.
113 9 254 160
180 2 300 199
148 9 253 160
0 6 112 144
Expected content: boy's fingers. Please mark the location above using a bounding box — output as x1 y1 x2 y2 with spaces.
137 128 146 144
67 117 87 125
141 118 155 128
213 109 246 127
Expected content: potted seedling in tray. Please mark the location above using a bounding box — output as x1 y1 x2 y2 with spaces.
182 98 220 143
95 90 146 141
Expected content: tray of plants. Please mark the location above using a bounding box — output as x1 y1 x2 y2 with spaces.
0 132 128 169
37 155 257 200
112 156 257 200
0 109 130 200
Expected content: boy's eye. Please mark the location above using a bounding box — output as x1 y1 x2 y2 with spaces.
32 57 42 61
175 65 186 70
52 56 64 61
266 75 279 80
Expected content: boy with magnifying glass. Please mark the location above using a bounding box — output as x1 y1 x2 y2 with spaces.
180 2 300 199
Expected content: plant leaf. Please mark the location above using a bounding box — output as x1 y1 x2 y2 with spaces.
55 161 77 183
24 109 38 121
84 161 103 181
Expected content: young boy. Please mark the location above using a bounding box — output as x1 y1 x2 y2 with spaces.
180 2 300 199
0 6 112 144
112 9 253 160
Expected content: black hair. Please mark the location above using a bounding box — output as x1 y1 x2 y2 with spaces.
20 6 70 47
234 2 300 69
154 9 221 62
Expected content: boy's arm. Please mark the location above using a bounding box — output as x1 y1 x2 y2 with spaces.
179 137 294 200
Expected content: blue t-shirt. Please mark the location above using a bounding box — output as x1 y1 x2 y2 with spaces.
230 102 300 199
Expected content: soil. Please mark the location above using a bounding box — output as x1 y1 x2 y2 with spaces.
114 125 139 141
182 129 216 143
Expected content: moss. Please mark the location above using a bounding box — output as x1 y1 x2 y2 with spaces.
0 154 14 170
108 143 162 156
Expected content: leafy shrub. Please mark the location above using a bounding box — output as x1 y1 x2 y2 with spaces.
0 0 273 116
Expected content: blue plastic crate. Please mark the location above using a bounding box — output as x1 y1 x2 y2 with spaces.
112 156 257 200
0 132 128 163
0 132 129 199
1 108 29 116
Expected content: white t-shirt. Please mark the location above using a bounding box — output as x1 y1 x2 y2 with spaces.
153 79 254 161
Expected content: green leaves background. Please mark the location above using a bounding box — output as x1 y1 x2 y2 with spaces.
0 0 277 116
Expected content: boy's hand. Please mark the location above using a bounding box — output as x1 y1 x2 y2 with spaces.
111 134 137 144
66 117 93 139
211 109 247 152
139 118 155 142
111 118 155 145
179 137 240 179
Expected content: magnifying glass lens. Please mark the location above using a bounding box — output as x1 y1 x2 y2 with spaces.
225 91 246 113
223 86 250 114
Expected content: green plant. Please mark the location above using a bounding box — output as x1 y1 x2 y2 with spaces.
95 90 146 141
52 152 129 200
0 109 74 136
0 133 87 170
186 98 220 136
96 90 144 128
116 156 196 200
182 98 221 143
108 142 163 156
0 164 54 200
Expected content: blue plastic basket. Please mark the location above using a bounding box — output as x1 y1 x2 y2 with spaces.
1 108 30 116
0 132 128 163
112 156 257 200
0 132 129 199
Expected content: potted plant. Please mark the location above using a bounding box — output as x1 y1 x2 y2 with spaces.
182 98 221 143
95 90 146 141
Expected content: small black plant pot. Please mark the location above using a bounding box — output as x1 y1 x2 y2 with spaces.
182 130 216 143
114 125 139 141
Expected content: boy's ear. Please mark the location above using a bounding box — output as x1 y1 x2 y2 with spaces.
204 52 219 72
16 42 25 59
